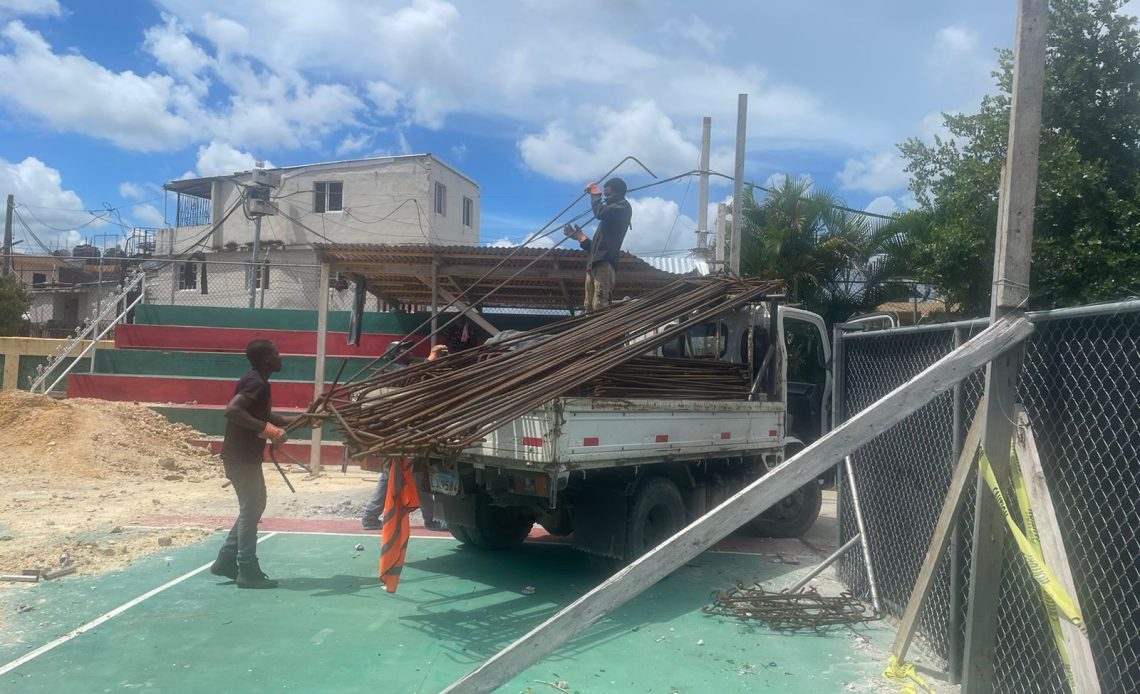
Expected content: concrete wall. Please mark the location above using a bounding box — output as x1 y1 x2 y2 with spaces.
158 155 480 253
0 336 110 391
145 248 383 312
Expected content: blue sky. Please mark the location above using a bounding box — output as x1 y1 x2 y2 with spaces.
0 0 1093 256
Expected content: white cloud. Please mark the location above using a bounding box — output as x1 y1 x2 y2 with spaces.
934 25 978 55
335 133 371 157
118 182 147 199
864 195 899 217
194 140 270 177
0 156 103 250
130 203 166 228
1124 0 1140 17
144 13 212 96
365 80 403 116
658 16 721 55
0 0 59 17
837 152 909 194
0 21 197 151
624 196 697 255
519 101 698 183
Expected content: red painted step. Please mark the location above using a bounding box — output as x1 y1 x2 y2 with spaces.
67 373 317 408
115 324 430 357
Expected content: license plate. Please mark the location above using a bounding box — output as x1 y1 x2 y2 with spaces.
429 472 460 496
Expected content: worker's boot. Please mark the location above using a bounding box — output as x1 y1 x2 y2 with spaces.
209 548 239 580
236 559 278 589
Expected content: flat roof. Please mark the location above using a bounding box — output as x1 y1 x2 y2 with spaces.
313 243 699 311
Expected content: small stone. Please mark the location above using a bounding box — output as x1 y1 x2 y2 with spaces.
163 474 184 481
354 543 365 551
157 536 173 547
158 458 178 471
0 535 13 541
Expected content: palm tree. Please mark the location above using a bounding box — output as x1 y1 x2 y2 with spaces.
738 176 916 325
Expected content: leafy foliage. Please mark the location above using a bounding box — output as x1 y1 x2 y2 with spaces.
738 176 916 325
900 0 1140 314
0 272 30 336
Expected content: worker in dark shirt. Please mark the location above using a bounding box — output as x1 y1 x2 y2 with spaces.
563 177 633 313
209 339 293 589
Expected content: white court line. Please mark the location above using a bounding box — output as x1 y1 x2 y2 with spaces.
0 532 280 677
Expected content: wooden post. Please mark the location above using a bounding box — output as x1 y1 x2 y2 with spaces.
1013 408 1100 693
309 262 329 476
440 315 1033 694
714 203 727 270
962 1 1048 691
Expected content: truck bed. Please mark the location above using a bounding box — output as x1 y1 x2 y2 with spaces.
462 397 785 470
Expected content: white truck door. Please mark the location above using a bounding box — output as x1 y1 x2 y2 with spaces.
779 307 831 445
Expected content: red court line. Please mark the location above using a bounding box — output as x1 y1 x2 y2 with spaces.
115 324 427 357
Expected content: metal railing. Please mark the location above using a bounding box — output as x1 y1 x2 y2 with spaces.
29 272 146 394
833 299 1140 693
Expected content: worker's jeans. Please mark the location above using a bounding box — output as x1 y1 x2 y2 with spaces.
362 465 439 526
584 263 616 313
221 462 267 562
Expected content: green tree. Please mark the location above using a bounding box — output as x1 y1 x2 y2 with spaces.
0 272 30 336
900 0 1140 314
739 176 915 325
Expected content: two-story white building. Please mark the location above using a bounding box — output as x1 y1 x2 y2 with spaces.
153 154 480 310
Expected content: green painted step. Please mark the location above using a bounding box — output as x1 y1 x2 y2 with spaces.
18 355 92 393
134 304 566 333
94 349 377 382
150 405 344 441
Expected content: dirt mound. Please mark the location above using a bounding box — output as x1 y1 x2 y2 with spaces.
0 390 214 480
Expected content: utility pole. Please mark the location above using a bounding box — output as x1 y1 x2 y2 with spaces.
730 94 747 274
3 194 13 275
696 117 711 259
961 1 1048 691
246 165 278 309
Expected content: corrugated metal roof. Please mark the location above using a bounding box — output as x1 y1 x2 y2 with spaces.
636 253 710 276
312 243 685 311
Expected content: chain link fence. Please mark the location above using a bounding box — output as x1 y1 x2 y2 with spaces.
834 301 1140 693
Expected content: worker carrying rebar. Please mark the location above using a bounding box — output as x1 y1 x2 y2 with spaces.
563 177 633 313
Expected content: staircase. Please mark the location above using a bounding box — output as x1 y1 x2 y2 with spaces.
64 304 435 469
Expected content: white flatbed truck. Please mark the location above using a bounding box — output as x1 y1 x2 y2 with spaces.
428 302 832 566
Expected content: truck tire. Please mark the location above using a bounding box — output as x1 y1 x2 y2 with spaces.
746 480 822 538
626 476 687 560
448 523 477 546
463 495 534 550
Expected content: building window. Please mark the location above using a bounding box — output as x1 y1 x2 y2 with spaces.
434 181 446 216
314 181 343 213
462 196 473 227
31 272 47 287
254 265 270 290
178 263 197 290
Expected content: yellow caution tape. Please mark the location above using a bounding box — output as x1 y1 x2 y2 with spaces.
977 448 1086 636
1004 444 1079 692
883 655 935 694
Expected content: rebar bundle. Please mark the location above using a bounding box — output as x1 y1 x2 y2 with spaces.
308 275 781 458
702 583 880 632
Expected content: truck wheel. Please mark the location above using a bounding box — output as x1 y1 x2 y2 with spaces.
464 495 533 550
448 523 477 546
746 480 822 538
626 477 687 560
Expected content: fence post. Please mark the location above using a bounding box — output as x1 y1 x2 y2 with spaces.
948 326 965 683
310 262 329 476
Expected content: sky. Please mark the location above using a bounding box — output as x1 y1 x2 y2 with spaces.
0 0 1100 257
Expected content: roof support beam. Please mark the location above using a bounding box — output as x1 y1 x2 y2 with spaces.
412 272 500 336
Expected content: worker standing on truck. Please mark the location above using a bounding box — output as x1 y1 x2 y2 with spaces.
210 339 292 589
563 177 633 313
360 340 448 531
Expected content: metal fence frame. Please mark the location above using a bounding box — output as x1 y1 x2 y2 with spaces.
834 299 1140 693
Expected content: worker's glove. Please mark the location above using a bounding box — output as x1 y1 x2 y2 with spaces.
427 345 449 361
584 182 601 196
563 223 582 238
259 422 288 444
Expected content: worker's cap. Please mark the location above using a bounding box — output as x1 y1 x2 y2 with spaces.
383 339 414 359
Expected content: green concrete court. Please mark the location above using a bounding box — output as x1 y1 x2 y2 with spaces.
1 533 903 693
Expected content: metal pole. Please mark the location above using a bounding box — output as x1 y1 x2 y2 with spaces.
714 203 727 271
696 116 711 257
730 94 747 275
844 456 881 613
3 194 13 274
249 215 261 309
788 535 861 593
948 326 965 684
310 262 330 476
91 257 102 373
431 256 439 348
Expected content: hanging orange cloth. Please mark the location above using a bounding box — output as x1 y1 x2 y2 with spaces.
379 457 420 593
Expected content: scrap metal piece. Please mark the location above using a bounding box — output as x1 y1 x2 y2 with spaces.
702 583 879 633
